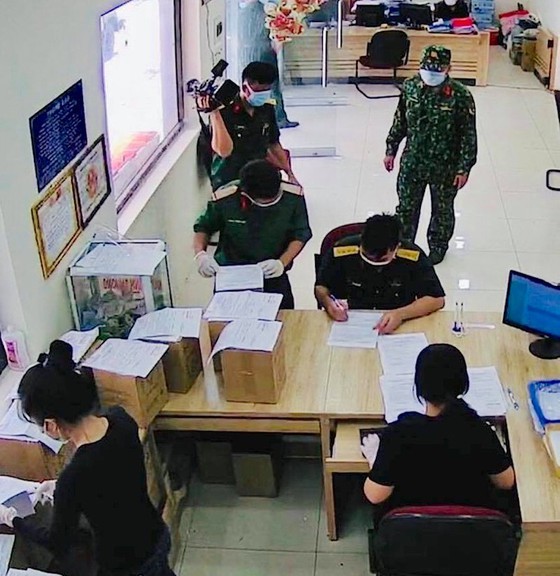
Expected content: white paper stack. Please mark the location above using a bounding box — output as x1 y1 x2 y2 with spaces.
59 327 99 362
215 265 264 293
8 570 62 576
73 243 165 276
82 339 168 377
378 333 429 375
210 320 282 360
204 291 282 322
327 311 382 349
128 308 202 343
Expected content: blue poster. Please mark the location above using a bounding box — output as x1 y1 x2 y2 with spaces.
29 81 88 191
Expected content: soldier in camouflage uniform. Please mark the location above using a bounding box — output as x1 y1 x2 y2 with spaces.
384 45 478 265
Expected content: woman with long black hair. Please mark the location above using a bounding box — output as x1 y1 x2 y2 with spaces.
0 340 176 576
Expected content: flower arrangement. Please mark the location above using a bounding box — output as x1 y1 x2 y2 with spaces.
262 0 328 43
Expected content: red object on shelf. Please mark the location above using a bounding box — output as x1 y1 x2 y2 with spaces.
451 17 475 28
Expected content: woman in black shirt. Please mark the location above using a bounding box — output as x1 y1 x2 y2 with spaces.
362 344 515 517
0 340 176 576
434 0 470 21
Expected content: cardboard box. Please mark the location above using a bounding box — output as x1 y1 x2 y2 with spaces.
195 436 235 484
208 321 227 372
221 331 286 404
521 37 536 72
233 441 282 497
93 361 168 428
163 338 202 394
140 428 166 512
0 438 73 481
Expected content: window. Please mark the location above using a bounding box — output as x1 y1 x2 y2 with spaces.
101 0 183 205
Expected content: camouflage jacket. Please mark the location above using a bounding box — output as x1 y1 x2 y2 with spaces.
386 75 478 175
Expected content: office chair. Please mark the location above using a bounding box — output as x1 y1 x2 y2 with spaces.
547 90 560 191
368 505 519 576
353 29 410 100
314 222 365 308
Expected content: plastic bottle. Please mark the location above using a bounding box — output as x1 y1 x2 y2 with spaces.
1 326 31 371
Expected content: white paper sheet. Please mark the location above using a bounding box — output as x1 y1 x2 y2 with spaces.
59 327 99 362
8 571 62 576
74 244 165 276
0 476 40 506
380 373 425 423
203 291 282 322
548 430 560 464
378 333 429 375
83 339 168 378
215 265 264 292
210 320 282 360
0 535 15 576
128 308 202 342
327 311 382 349
464 366 507 417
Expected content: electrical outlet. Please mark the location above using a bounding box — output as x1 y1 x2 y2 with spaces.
216 21 223 37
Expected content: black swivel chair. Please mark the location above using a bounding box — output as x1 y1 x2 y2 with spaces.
353 29 410 100
547 90 560 191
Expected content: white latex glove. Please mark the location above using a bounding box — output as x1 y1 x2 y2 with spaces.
195 251 219 278
258 259 284 279
0 504 18 527
32 479 57 507
361 433 380 467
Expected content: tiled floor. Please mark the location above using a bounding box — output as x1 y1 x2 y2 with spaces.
176 49 559 574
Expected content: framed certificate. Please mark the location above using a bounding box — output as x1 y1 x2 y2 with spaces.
31 172 82 278
73 135 112 226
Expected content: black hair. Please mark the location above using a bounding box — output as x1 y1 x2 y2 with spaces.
361 214 401 259
18 340 98 426
239 159 282 199
241 61 278 86
414 343 475 416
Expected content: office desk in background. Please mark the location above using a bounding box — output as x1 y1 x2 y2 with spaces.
283 26 490 86
156 310 560 574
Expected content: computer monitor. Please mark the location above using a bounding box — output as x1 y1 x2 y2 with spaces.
503 270 560 359
355 3 387 27
399 3 433 27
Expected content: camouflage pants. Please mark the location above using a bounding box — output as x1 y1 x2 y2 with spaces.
396 165 458 254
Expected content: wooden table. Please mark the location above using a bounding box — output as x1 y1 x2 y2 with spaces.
283 26 490 86
156 310 560 574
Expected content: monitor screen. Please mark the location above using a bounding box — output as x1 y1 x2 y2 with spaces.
356 4 386 27
503 270 560 340
400 3 433 25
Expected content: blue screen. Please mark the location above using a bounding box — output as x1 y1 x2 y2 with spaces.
505 273 560 339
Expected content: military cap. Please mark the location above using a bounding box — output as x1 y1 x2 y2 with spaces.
420 45 452 72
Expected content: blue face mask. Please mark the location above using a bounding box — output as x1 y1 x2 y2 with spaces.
246 88 272 107
419 69 447 87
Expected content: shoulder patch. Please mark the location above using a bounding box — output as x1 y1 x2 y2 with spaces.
211 181 239 201
281 181 304 196
397 248 420 262
334 245 359 257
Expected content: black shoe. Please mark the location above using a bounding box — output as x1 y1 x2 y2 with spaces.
278 120 300 129
429 250 447 265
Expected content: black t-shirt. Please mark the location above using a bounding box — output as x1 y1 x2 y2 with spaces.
15 407 164 571
434 0 470 20
316 238 445 310
210 96 281 190
369 404 512 511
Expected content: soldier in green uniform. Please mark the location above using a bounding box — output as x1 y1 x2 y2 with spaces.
200 61 300 191
384 45 477 265
192 159 312 309
315 214 445 334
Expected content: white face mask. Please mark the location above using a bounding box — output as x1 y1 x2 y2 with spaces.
241 191 283 208
419 69 447 87
360 249 394 267
444 0 458 5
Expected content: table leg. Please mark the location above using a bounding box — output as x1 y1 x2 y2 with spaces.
321 417 337 540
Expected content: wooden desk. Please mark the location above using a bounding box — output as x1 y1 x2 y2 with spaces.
155 310 560 574
283 26 490 86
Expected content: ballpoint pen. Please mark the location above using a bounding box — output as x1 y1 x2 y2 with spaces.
507 387 520 411
329 294 345 310
460 302 465 335
452 302 462 335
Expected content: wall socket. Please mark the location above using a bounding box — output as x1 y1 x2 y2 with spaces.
215 21 223 38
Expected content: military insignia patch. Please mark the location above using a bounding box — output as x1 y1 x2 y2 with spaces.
333 246 359 257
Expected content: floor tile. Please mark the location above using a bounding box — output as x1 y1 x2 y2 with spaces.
502 192 560 221
509 219 560 253
451 215 513 252
516 253 560 284
494 167 550 194
187 459 322 552
179 548 315 576
489 145 552 171
315 553 371 576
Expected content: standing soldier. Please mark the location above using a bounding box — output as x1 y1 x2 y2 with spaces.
383 45 477 265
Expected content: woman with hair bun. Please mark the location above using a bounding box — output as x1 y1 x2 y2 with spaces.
362 343 515 517
0 340 176 576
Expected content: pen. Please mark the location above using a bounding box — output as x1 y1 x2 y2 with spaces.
507 387 520 411
329 294 345 310
452 302 461 334
460 302 465 334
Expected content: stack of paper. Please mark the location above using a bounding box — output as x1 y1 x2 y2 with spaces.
0 535 15 576
73 243 165 276
378 333 429 375
59 327 99 362
128 308 202 343
215 265 264 293
82 339 168 377
8 570 62 576
0 402 63 454
380 373 425 423
204 291 282 322
210 320 282 360
327 311 382 349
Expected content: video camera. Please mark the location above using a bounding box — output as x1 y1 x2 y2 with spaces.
186 59 240 113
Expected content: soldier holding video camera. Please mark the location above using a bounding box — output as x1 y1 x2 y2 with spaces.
196 61 300 191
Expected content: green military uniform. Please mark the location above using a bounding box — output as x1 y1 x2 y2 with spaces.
210 96 280 191
193 182 312 309
316 236 445 310
386 45 477 258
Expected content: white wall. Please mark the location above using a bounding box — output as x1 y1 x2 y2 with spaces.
199 0 227 73
494 0 519 16
526 0 560 88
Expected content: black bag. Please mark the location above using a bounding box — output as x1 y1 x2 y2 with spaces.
197 110 213 178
